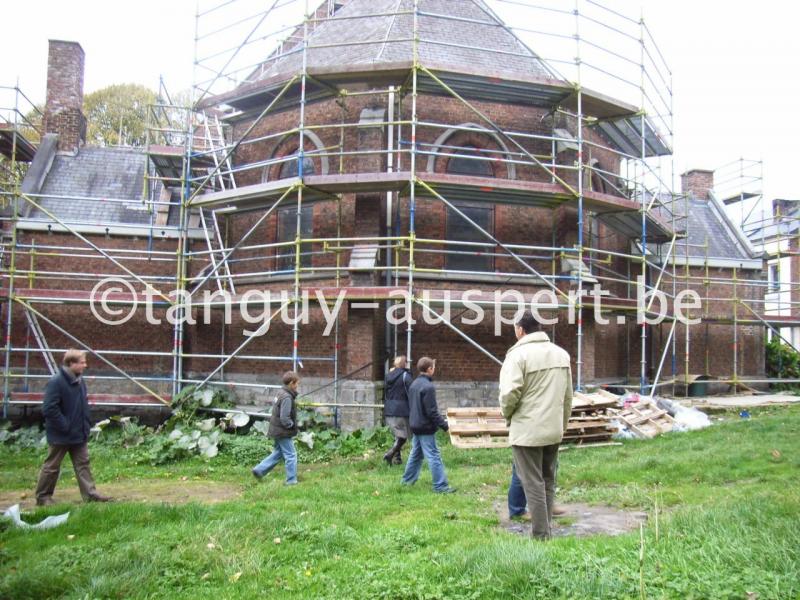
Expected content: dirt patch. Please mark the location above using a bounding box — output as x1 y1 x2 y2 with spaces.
1 479 242 510
495 500 647 538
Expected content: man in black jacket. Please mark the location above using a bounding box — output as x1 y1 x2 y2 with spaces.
400 357 455 493
35 349 111 505
252 371 300 485
383 355 412 465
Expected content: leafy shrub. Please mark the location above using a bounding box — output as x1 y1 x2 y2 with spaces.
92 415 147 447
765 338 800 391
167 385 234 429
0 423 47 450
220 434 268 464
145 429 223 465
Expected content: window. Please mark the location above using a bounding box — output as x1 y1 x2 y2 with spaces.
276 205 313 271
446 146 493 177
769 263 780 293
280 155 316 179
445 203 494 272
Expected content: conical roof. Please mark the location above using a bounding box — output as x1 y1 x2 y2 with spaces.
256 0 556 82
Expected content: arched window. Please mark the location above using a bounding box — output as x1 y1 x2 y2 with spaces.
280 154 316 179
446 146 493 177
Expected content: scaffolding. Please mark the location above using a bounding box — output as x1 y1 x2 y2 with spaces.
1 0 796 421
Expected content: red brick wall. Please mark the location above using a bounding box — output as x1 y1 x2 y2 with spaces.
3 80 766 393
681 169 714 201
43 40 86 153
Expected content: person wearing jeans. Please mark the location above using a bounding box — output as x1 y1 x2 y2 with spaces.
252 371 300 485
401 357 455 494
508 462 527 518
253 437 297 484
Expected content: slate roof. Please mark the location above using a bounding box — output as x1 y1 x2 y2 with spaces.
681 199 748 259
26 147 178 227
657 194 757 264
256 0 556 82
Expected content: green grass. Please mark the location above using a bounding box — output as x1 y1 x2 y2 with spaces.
2 406 799 599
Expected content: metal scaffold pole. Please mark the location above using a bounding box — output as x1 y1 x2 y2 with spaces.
406 0 420 364
638 12 648 394
574 0 584 391
293 0 311 371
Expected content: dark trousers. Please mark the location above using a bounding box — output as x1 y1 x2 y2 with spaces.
508 462 527 517
35 443 98 502
512 444 560 539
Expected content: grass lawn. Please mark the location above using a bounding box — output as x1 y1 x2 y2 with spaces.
1 406 799 599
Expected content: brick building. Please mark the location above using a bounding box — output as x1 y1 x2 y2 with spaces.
1 0 765 425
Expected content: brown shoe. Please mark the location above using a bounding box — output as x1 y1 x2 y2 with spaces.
510 512 531 522
86 493 113 503
552 505 567 516
36 497 55 506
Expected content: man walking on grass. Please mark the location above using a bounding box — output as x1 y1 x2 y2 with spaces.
35 349 112 505
401 357 455 493
252 371 300 485
499 312 572 539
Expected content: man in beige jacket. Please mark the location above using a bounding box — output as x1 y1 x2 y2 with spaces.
499 312 573 539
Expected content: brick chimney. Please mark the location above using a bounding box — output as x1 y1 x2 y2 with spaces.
43 40 86 154
680 169 714 201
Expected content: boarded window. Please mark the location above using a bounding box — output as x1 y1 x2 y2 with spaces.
276 205 313 271
446 147 493 177
445 203 494 272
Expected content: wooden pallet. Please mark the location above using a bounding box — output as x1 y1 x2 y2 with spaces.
446 407 509 448
608 398 674 438
572 389 620 411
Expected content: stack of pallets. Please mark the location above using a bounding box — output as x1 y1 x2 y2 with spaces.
565 390 620 447
446 389 622 449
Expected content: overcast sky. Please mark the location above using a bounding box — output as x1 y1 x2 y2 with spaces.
2 0 798 206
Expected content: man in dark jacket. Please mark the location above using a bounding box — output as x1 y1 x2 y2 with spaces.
400 357 455 493
35 349 111 505
252 371 300 485
383 355 412 465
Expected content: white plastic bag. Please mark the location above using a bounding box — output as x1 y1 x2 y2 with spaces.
2 504 70 529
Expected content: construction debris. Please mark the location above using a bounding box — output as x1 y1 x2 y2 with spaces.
445 388 720 448
566 390 620 446
656 398 711 431
447 389 621 449
608 396 675 438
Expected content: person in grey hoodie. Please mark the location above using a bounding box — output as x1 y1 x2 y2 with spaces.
252 371 300 485
383 355 412 465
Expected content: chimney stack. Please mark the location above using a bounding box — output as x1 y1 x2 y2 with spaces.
43 40 86 154
680 169 714 201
